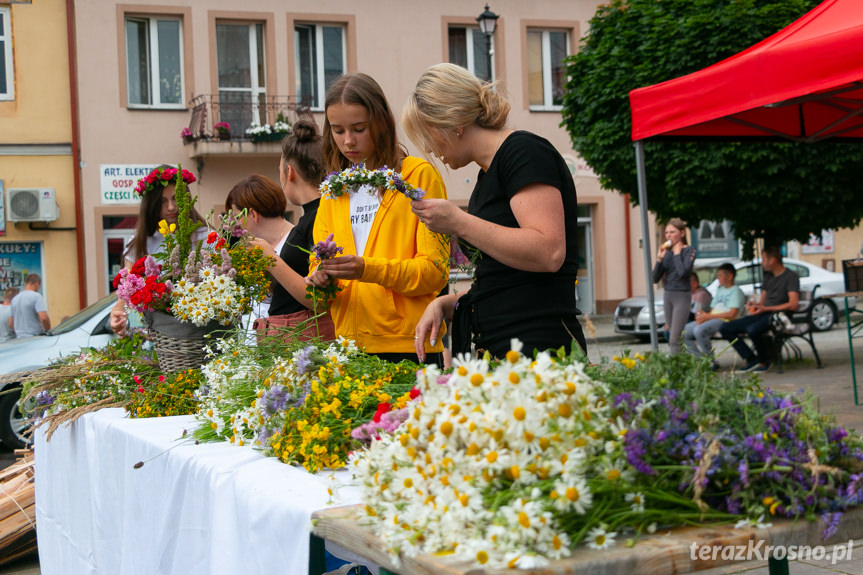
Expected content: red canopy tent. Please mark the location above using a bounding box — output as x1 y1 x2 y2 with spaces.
626 0 863 347
630 0 863 142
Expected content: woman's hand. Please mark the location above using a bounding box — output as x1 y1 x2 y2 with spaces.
250 237 275 260
305 269 331 288
410 198 464 235
109 300 128 337
319 255 365 280
414 298 446 362
657 240 671 260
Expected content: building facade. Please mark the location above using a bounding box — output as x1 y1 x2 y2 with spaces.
0 0 82 323
70 0 657 316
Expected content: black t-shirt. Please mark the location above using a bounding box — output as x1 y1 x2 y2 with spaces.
461 131 583 356
269 199 320 316
763 268 800 307
467 131 580 297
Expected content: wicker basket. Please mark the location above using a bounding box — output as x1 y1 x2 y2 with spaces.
143 311 227 373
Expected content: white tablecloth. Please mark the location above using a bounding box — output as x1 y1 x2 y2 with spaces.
34 409 362 575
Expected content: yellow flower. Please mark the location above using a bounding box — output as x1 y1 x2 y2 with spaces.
157 219 176 236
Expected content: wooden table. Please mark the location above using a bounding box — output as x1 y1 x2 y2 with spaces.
311 504 863 575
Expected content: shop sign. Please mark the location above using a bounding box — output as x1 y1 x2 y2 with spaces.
691 220 738 259
0 241 44 291
100 165 156 204
801 229 834 254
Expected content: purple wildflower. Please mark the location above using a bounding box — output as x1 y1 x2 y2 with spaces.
313 233 343 262
293 382 311 408
624 429 655 475
35 390 54 406
821 511 842 540
391 173 406 193
847 473 863 499
257 426 274 445
827 427 849 443
405 187 426 200
738 460 750 487
745 435 766 457
725 495 741 515
261 385 290 417
294 345 316 376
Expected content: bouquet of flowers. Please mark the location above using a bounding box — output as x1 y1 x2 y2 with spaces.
193 336 419 472
113 165 273 327
349 344 863 568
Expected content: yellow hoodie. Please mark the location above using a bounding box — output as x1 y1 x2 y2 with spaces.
312 156 449 354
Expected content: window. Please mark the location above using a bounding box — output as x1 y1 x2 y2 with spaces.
103 216 137 293
0 7 13 101
736 265 760 288
448 26 494 81
217 22 266 135
526 29 569 110
786 263 810 278
125 15 184 108
295 23 345 110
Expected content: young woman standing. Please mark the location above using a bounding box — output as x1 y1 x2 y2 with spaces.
653 218 697 353
402 63 585 360
306 73 449 366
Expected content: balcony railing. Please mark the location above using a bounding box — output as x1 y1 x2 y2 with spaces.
185 94 312 142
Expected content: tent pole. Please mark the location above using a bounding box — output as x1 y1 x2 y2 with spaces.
634 141 659 351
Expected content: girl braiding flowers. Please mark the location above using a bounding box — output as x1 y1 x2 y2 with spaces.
306 73 450 366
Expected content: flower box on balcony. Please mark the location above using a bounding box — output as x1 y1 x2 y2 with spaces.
250 132 286 143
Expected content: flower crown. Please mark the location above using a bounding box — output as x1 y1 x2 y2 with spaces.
134 166 197 197
319 164 426 201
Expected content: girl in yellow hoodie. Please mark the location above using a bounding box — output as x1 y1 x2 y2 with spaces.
306 73 449 366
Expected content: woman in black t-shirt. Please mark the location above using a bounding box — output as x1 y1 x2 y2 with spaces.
402 63 585 359
245 120 335 342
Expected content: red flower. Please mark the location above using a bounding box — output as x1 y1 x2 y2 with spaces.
215 238 226 250
131 257 147 275
409 388 421 400
207 231 218 244
372 402 392 423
